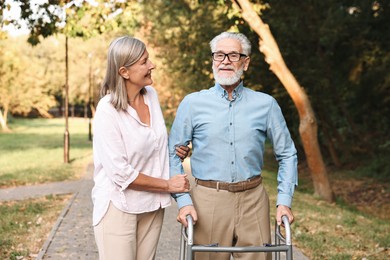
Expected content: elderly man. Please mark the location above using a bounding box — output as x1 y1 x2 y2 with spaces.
169 32 298 260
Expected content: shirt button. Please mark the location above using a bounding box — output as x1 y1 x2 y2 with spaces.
230 142 233 145
229 104 232 107
230 122 232 125
231 161 234 164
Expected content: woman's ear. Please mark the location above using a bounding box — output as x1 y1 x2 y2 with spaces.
118 67 129 79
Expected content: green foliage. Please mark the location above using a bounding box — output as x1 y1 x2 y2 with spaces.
5 0 140 45
258 0 390 170
141 0 230 93
138 0 266 124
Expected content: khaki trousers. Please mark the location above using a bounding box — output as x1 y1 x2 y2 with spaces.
94 203 164 260
191 183 271 260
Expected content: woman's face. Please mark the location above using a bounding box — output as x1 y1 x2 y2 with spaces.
125 49 155 88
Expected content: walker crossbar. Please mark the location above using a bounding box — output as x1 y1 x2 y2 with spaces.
179 215 293 260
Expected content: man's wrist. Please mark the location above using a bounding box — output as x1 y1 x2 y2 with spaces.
276 194 292 208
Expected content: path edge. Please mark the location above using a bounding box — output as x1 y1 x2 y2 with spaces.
36 192 78 260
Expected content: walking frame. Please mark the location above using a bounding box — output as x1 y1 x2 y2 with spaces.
179 215 293 260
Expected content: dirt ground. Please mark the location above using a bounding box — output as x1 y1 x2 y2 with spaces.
300 167 390 220
331 176 390 220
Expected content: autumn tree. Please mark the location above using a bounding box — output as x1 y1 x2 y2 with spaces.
0 37 57 129
3 0 141 161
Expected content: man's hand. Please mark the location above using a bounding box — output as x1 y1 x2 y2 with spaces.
176 145 190 162
177 205 198 228
276 205 294 226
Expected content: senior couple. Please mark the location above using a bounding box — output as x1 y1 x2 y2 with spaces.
92 31 298 260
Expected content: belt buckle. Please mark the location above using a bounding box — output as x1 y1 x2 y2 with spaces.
228 182 245 192
227 183 234 192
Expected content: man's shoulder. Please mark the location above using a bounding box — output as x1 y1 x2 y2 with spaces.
243 87 275 102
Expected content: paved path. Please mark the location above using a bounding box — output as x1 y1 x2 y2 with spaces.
0 161 309 260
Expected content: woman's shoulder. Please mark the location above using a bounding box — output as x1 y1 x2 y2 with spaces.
145 85 159 100
96 94 116 112
145 85 157 95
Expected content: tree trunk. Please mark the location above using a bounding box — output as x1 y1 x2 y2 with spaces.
234 0 334 202
35 107 54 119
64 36 70 163
0 109 10 132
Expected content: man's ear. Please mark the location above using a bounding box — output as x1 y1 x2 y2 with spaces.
118 67 129 79
243 57 250 71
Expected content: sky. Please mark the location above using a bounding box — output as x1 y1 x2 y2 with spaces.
2 0 101 36
2 0 32 36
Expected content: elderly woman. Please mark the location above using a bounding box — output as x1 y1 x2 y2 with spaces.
92 36 189 260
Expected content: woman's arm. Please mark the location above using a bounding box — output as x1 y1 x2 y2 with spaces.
129 173 190 193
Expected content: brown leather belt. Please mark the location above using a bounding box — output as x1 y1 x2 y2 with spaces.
195 175 262 192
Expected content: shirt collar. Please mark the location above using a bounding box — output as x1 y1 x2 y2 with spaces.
215 81 244 101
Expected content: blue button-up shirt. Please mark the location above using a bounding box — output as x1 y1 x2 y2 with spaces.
169 82 298 209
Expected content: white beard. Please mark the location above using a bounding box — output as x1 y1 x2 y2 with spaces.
213 66 244 86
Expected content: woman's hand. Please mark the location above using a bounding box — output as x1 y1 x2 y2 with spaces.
167 174 190 193
176 145 191 162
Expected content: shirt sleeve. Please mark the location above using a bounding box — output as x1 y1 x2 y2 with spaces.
266 98 298 208
93 101 139 191
168 95 194 209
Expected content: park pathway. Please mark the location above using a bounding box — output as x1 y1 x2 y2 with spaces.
0 160 309 260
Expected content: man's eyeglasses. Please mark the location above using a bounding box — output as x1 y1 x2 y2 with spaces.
212 52 248 62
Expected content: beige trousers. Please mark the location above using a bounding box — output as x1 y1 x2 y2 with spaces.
191 183 271 260
94 203 164 260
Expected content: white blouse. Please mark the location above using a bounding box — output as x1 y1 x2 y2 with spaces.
92 86 171 226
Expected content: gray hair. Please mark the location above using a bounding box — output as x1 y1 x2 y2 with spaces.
100 36 146 111
209 32 251 56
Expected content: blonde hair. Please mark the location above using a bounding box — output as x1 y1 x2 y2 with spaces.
100 36 146 111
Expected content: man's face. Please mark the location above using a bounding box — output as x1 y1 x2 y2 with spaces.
212 38 250 87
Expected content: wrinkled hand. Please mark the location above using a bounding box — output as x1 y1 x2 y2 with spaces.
276 205 294 226
177 205 198 228
167 174 190 193
176 145 190 162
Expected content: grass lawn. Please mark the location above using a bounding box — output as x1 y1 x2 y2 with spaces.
0 117 92 259
0 118 93 187
0 194 72 259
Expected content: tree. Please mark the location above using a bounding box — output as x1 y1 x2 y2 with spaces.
232 0 334 201
0 37 57 131
256 0 390 175
4 0 141 161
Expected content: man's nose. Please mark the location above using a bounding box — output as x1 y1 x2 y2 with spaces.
221 55 231 64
